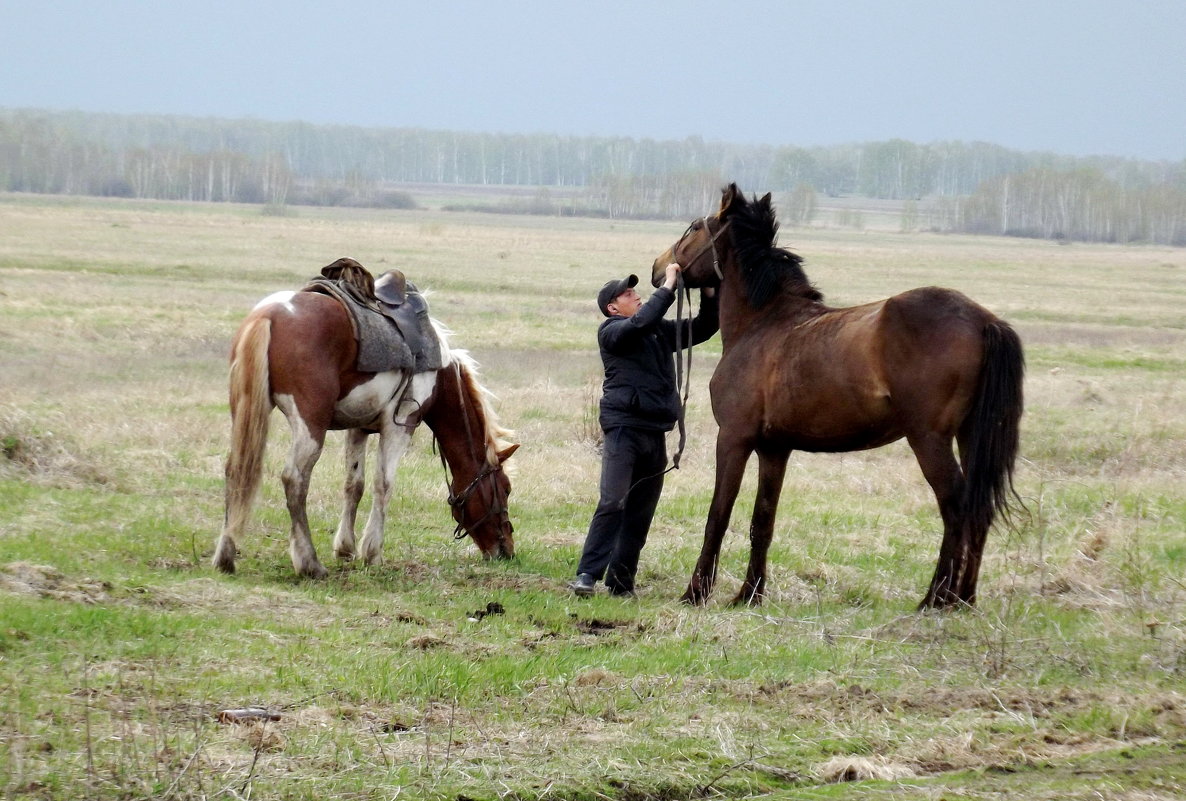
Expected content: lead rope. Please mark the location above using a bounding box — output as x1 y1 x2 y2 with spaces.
671 272 692 469
615 274 694 509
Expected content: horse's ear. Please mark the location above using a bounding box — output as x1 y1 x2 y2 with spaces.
496 443 520 463
720 183 738 210
721 183 744 215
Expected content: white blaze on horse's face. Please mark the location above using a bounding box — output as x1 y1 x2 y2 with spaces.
253 290 297 313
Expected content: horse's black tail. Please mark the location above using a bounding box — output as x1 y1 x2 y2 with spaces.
962 320 1025 539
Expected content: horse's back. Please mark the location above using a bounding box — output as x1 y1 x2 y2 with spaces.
878 287 1001 434
240 290 361 427
255 291 357 373
879 286 997 364
883 286 996 330
713 287 1004 449
710 299 898 449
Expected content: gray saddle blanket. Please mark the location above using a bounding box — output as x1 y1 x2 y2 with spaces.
302 272 442 374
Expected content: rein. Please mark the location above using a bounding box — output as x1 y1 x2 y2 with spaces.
671 272 691 469
668 215 728 468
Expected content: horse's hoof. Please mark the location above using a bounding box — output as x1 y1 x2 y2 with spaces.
212 547 237 575
729 592 763 607
917 594 963 611
680 588 708 606
300 563 329 580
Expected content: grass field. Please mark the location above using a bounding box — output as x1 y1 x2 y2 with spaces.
1 192 1184 800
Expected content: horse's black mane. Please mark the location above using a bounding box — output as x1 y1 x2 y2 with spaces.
729 192 822 308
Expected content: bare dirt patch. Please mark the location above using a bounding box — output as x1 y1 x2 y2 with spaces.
0 561 111 603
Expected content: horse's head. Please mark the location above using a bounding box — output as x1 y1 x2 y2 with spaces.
424 357 519 560
652 183 754 287
654 185 809 310
448 443 519 560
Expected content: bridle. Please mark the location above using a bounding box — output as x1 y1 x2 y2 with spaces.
434 362 512 543
674 215 730 282
446 459 507 541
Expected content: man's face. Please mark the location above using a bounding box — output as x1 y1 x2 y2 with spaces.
608 288 642 317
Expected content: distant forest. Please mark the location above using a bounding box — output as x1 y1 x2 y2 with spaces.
2 107 1184 244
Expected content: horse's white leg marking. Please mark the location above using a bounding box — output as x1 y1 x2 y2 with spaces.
358 423 412 565
333 428 369 560
358 371 437 565
275 394 328 579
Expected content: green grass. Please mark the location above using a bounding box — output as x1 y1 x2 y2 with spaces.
1 193 1184 799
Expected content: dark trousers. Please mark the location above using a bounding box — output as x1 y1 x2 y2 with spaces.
577 427 667 593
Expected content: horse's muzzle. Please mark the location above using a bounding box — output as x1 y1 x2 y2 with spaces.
484 541 515 560
650 255 669 287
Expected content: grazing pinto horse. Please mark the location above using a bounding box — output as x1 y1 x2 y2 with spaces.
654 184 1024 608
214 288 517 578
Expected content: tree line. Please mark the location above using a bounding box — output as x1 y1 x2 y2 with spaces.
944 167 1186 245
2 107 1184 243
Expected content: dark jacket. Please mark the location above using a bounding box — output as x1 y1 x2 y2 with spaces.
597 287 719 432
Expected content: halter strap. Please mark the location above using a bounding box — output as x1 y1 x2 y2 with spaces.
680 217 729 281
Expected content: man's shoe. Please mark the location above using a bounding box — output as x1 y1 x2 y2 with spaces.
569 573 596 597
608 587 636 599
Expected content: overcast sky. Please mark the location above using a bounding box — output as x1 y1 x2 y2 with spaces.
3 0 1184 161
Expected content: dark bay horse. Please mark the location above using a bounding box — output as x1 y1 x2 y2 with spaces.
213 288 517 578
653 184 1024 608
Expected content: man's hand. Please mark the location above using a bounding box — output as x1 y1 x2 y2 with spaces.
662 262 682 290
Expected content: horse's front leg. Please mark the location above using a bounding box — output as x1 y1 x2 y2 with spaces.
277 399 328 579
682 438 752 605
333 428 370 561
731 448 790 607
357 421 414 566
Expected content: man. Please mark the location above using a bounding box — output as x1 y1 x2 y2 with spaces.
570 263 718 597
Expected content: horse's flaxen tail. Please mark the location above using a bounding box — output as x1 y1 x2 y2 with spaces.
214 316 273 574
957 319 1025 600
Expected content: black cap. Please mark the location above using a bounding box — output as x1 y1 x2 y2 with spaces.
597 274 639 317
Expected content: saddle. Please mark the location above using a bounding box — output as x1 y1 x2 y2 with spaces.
302 257 443 374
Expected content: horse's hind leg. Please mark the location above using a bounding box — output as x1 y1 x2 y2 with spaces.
277 398 329 579
214 500 245 574
333 428 369 561
908 432 968 609
951 427 995 606
731 448 790 606
357 422 414 565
